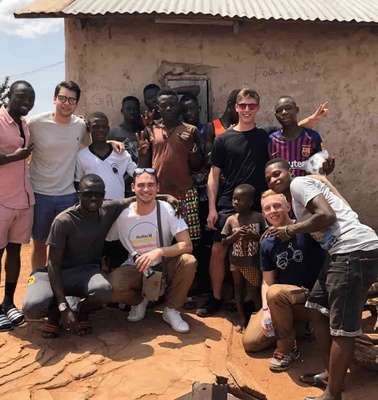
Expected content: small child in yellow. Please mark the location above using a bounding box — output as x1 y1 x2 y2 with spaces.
221 184 266 332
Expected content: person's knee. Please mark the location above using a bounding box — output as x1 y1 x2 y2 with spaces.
88 278 113 303
22 296 49 320
181 253 197 273
266 284 287 306
242 335 266 353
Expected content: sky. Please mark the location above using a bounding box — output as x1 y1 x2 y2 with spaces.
0 0 65 115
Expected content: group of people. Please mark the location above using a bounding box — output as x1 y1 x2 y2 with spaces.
1 78 377 400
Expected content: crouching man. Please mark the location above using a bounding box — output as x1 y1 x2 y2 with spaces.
242 190 325 371
23 174 134 338
108 168 197 333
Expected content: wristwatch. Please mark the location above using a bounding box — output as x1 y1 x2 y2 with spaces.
58 302 68 312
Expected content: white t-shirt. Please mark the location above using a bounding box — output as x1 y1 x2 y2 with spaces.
28 112 88 196
75 146 136 200
107 200 188 265
290 177 378 255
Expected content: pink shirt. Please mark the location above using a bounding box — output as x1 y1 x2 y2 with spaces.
0 106 35 209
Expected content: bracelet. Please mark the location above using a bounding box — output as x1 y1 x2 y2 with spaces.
285 225 294 239
188 143 197 154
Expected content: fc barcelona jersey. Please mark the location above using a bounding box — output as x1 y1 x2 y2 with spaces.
268 129 323 176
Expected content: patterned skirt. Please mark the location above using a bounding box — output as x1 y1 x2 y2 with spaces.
179 187 201 240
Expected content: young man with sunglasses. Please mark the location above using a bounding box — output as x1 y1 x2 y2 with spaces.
22 174 130 338
107 168 197 333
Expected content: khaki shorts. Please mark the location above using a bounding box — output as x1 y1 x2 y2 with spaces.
0 204 33 248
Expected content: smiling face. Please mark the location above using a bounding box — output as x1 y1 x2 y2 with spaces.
54 86 78 119
132 172 159 204
235 96 259 125
78 180 105 214
265 162 293 195
274 97 299 127
8 83 35 117
261 193 291 227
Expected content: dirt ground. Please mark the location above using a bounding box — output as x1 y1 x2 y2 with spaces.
0 244 377 400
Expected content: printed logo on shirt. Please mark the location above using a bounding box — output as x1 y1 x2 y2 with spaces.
289 160 306 170
301 145 311 159
28 276 35 285
276 242 303 270
129 222 158 255
111 163 120 174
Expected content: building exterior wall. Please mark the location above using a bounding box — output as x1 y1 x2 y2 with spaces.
65 17 378 229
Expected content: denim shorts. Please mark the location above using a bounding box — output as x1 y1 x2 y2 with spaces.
32 192 78 240
306 248 378 337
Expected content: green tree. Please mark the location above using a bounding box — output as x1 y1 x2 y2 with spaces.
0 77 10 107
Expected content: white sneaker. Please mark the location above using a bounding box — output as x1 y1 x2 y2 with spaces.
162 307 190 333
127 298 148 322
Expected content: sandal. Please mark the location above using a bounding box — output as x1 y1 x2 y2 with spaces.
6 307 25 327
183 296 197 310
0 313 13 332
299 372 328 389
42 323 60 339
78 321 92 336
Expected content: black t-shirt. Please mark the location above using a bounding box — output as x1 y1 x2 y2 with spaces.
47 201 125 269
210 127 270 209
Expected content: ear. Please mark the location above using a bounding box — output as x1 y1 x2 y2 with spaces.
131 183 135 193
156 183 160 193
286 201 291 213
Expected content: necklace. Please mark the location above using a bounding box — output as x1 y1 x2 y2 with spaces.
162 126 176 140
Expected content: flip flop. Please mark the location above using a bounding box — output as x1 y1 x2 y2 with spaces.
299 373 327 389
42 323 60 339
0 313 13 332
6 307 25 327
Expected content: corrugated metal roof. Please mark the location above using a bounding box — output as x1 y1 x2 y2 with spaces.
15 0 378 23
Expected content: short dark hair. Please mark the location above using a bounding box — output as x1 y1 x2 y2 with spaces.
180 94 199 106
9 80 34 94
143 84 160 95
54 81 81 102
122 96 140 106
265 158 291 170
79 174 105 190
227 89 241 107
234 184 256 198
276 95 297 107
88 111 109 125
157 88 178 101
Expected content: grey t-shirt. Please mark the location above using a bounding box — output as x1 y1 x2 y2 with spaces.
47 201 125 269
290 177 378 255
108 126 138 163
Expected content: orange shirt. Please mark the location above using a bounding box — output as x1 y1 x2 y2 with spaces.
212 118 227 136
0 106 34 209
150 123 196 199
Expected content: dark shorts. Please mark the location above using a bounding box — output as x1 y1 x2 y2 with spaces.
213 207 235 242
306 249 378 337
32 192 78 240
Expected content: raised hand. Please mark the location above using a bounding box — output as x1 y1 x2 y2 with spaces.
135 130 150 156
313 101 329 121
140 110 155 128
177 129 195 151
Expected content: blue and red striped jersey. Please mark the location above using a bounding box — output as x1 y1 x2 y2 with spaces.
268 129 324 176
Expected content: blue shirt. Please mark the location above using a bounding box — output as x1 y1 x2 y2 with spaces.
260 234 325 290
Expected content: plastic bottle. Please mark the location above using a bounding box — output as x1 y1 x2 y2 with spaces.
262 306 275 337
131 251 155 279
